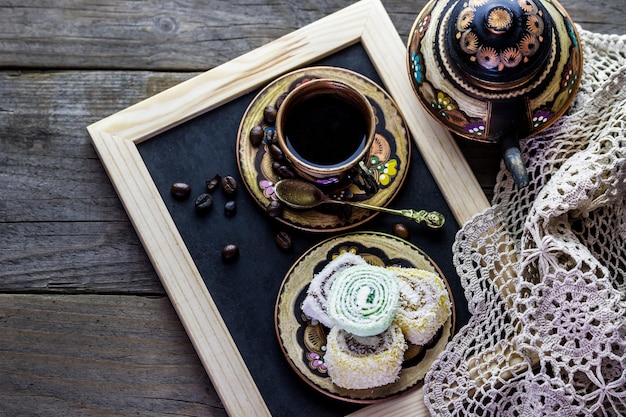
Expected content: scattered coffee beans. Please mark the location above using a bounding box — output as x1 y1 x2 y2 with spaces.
268 143 284 161
392 223 410 240
275 231 292 251
194 193 213 214
205 173 221 193
171 182 191 200
224 200 237 217
221 175 238 195
249 125 264 147
266 200 283 218
221 244 239 262
263 105 277 124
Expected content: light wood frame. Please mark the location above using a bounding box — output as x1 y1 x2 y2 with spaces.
87 0 490 415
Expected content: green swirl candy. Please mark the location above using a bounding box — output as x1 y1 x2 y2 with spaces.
327 264 400 336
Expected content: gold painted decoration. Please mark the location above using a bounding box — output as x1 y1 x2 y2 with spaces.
237 67 411 232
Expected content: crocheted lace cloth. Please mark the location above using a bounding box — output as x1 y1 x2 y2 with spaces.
424 28 626 416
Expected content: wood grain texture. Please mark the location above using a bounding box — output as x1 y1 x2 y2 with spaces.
1 0 624 416
0 1 621 70
0 70 194 293
0 294 226 417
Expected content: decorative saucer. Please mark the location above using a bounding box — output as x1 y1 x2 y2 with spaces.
274 232 455 403
236 67 411 232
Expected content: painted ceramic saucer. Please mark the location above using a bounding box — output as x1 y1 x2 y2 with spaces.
274 232 455 403
236 67 411 233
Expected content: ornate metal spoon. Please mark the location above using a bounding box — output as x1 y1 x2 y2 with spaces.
274 179 445 229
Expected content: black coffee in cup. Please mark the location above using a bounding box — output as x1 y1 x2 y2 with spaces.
282 93 368 168
275 78 377 193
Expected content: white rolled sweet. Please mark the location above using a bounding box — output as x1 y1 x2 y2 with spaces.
389 267 451 346
327 264 399 337
325 324 407 390
301 252 367 328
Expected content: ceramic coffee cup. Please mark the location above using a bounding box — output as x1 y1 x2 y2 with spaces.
275 78 378 195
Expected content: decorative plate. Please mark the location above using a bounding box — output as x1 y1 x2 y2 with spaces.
236 67 411 232
274 232 455 403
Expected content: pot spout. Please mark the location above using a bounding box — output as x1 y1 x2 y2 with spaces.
502 144 529 188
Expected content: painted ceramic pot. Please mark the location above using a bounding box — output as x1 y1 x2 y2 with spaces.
407 0 582 187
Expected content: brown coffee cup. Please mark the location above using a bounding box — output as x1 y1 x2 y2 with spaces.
275 78 378 194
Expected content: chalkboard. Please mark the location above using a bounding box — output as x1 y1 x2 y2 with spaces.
138 43 470 417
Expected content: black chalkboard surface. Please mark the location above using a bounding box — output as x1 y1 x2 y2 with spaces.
138 43 469 417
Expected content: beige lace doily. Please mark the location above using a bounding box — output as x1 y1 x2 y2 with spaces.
424 28 626 416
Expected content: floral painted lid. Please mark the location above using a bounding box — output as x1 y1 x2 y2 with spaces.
407 0 583 187
447 0 553 86
407 0 583 143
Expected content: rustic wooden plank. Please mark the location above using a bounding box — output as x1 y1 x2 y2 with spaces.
0 70 196 223
0 221 159 293
0 293 227 417
385 0 626 38
0 70 196 293
0 0 352 70
0 1 621 71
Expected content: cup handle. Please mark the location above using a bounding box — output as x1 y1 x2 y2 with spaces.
349 161 379 195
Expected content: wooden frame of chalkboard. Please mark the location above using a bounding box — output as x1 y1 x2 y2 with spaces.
88 0 489 415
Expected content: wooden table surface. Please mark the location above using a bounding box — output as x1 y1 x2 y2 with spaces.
1 1 623 416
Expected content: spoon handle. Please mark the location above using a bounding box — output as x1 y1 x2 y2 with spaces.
345 201 445 229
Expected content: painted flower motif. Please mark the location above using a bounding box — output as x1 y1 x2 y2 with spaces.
525 14 544 35
431 91 455 118
476 46 500 70
518 0 538 13
307 350 327 373
460 31 479 54
532 110 553 128
501 46 522 68
561 64 578 94
332 246 359 260
417 15 431 36
376 159 398 186
519 33 540 57
411 51 425 84
457 8 475 31
259 179 275 199
296 78 313 88
464 120 486 136
315 177 341 186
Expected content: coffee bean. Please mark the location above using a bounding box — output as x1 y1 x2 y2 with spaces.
221 244 239 262
265 128 277 144
264 105 277 124
171 182 191 200
276 165 295 179
249 125 264 147
275 92 288 110
392 223 410 240
221 175 237 195
268 143 284 161
266 200 283 218
224 200 237 217
275 231 292 251
194 193 213 214
205 173 221 193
